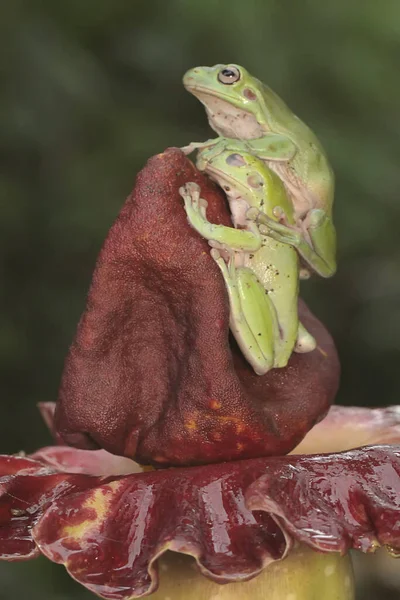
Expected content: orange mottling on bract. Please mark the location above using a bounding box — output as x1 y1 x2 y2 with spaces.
236 443 245 451
209 399 221 410
218 415 243 426
153 455 169 463
186 420 198 431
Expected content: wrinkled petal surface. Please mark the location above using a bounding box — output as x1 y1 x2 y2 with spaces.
0 452 287 597
0 446 399 598
55 148 339 466
0 455 95 560
246 445 400 554
292 405 400 454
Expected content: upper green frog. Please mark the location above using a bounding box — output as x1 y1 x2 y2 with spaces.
182 64 337 278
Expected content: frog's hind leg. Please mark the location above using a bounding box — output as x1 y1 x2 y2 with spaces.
294 322 317 353
211 249 278 375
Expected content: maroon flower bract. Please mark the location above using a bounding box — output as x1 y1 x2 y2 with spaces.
55 148 340 467
0 443 399 599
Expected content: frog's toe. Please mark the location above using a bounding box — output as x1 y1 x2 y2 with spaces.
309 209 326 228
198 198 208 218
273 206 290 225
210 248 221 261
180 144 193 155
245 207 260 222
208 239 225 250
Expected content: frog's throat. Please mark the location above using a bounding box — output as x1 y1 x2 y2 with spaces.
186 87 267 139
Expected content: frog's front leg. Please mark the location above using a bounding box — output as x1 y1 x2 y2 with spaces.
248 207 336 278
180 137 221 156
211 249 279 376
303 209 337 277
179 182 262 252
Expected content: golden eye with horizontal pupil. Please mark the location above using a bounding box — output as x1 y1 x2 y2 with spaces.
226 153 247 167
218 66 240 84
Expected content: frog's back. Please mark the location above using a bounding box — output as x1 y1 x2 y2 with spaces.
246 236 299 317
256 80 334 213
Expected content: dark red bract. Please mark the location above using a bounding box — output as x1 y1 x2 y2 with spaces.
0 444 399 599
55 149 339 467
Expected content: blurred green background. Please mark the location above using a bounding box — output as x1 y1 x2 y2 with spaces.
1 0 400 598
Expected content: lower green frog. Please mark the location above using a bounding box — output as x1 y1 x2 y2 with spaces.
179 140 316 375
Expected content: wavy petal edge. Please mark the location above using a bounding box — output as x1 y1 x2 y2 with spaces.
0 445 399 598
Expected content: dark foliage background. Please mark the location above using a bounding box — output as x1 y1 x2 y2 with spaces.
1 1 400 598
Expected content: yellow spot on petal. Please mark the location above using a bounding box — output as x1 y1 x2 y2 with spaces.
236 443 244 451
186 420 197 431
63 482 121 540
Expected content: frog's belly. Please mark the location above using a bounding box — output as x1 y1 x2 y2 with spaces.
244 237 299 315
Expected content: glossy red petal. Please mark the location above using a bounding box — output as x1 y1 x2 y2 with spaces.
55 148 339 466
292 405 400 454
33 458 288 599
1 447 400 598
0 455 96 560
246 445 400 554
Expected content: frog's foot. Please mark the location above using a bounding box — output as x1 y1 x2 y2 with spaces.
245 207 261 222
259 221 302 247
179 182 213 235
306 208 327 229
180 141 207 155
294 322 317 354
208 240 233 263
181 138 218 156
272 205 291 227
246 207 302 246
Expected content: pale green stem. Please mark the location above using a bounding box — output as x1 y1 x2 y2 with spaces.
150 543 355 600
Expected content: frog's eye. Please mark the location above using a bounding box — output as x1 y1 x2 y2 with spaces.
218 66 241 84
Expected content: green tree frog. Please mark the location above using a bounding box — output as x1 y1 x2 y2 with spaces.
182 64 336 279
179 140 316 375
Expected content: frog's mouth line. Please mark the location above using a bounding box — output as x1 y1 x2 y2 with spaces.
206 163 250 200
185 86 251 111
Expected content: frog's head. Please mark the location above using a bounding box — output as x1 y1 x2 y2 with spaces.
205 150 268 210
183 64 269 139
203 148 293 220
